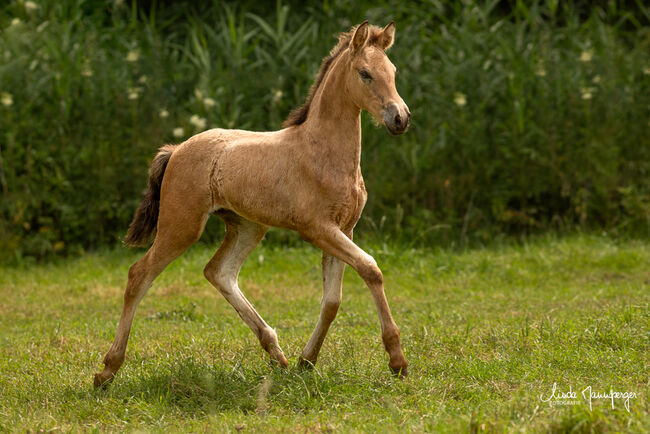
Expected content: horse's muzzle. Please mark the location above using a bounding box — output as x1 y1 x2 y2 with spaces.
382 103 411 135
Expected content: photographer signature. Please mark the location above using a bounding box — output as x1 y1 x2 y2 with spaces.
539 383 637 412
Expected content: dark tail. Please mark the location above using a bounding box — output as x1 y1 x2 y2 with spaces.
124 144 177 247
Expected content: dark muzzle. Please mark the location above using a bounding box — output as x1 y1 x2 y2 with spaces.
382 103 411 135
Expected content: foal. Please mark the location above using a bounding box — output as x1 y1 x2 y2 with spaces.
95 21 410 387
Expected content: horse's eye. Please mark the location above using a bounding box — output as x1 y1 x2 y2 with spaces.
359 69 372 81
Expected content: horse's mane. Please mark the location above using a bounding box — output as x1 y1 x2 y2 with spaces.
282 24 386 128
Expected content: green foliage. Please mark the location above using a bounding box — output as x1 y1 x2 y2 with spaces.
360 0 650 245
0 1 648 260
0 235 648 430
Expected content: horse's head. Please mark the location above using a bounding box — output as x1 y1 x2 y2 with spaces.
345 21 410 135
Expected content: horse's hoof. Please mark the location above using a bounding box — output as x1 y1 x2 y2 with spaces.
93 372 113 389
389 364 408 378
269 353 289 369
297 356 316 370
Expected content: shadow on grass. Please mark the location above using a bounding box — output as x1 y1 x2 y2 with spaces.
68 359 358 415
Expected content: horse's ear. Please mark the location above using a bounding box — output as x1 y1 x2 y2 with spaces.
379 21 395 50
351 21 369 53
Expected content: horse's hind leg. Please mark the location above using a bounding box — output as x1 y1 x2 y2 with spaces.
203 211 288 368
94 198 209 387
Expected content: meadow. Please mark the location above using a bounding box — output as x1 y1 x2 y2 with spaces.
1 2 648 431
0 234 648 432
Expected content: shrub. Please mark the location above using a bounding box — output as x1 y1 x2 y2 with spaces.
0 0 648 261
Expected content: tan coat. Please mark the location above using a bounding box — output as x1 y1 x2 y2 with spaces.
95 21 410 387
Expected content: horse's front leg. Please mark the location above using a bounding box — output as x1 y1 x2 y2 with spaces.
305 226 408 377
298 251 345 368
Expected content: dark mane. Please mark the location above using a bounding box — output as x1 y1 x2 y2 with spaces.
282 24 386 128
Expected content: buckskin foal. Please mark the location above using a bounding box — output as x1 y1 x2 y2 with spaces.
95 21 411 387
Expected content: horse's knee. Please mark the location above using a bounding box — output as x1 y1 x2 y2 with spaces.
357 256 383 287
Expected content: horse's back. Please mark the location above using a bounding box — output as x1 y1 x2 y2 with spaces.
161 127 294 219
207 127 307 228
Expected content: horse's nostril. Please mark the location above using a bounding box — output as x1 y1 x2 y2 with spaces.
394 114 401 127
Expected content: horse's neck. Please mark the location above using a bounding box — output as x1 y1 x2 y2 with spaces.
301 58 362 177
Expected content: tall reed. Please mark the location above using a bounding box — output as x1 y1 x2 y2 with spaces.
0 1 647 260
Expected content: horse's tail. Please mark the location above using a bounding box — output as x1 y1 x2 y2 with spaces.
124 144 177 247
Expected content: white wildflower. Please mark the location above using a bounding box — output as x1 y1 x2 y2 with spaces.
81 62 92 77
189 114 207 130
453 92 466 107
272 89 283 104
159 109 169 119
10 18 22 27
36 21 48 32
534 66 546 77
579 49 593 62
24 1 39 12
125 50 139 62
643 67 650 75
127 87 142 100
173 127 184 138
592 75 600 84
29 59 39 71
138 75 147 84
581 87 595 100
1 92 14 107
203 97 216 107
489 21 503 33
194 89 203 100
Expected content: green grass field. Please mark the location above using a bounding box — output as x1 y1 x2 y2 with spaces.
0 234 648 432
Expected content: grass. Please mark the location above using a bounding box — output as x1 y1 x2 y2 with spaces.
0 234 648 432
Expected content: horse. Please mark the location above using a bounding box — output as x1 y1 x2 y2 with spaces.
94 20 410 388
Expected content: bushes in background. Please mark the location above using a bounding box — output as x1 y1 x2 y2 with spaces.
0 0 648 261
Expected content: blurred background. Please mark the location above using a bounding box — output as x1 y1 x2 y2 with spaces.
0 0 648 262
